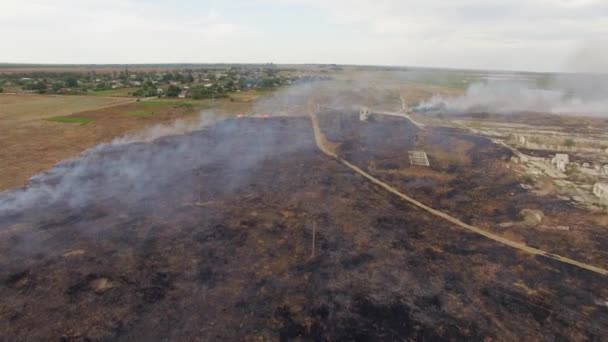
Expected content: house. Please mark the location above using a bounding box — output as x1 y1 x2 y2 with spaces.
593 183 608 202
408 151 430 167
551 153 570 172
359 107 370 121
178 90 189 98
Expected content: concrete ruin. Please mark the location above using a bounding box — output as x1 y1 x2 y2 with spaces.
517 135 527 147
601 165 608 177
359 107 370 121
593 183 608 202
409 151 430 167
511 154 530 164
551 153 570 172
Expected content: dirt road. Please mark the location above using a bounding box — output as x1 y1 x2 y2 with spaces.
311 112 608 276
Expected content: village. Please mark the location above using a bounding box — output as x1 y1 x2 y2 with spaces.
0 64 330 99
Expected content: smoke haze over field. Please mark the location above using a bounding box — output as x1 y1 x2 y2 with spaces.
415 42 608 116
0 111 277 213
415 77 608 117
0 83 327 214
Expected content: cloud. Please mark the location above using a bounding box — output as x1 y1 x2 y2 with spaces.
1 0 607 70
277 0 607 39
2 0 241 36
0 0 245 63
270 0 608 70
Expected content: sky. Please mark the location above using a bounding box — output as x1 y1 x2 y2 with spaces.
1 0 607 72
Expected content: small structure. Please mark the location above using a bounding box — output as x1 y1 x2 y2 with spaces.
601 165 608 177
359 107 371 121
551 153 570 172
511 154 530 164
593 183 608 202
178 90 189 99
409 151 430 167
517 135 527 147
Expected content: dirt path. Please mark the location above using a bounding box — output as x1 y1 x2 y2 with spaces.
310 112 608 276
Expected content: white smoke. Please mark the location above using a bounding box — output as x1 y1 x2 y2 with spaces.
415 78 608 117
0 82 329 214
0 111 226 213
110 110 224 145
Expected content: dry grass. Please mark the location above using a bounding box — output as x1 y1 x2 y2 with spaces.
0 94 135 123
0 91 273 191
425 139 475 166
371 163 456 182
400 84 464 107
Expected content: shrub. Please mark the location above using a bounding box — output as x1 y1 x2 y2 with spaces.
564 139 575 148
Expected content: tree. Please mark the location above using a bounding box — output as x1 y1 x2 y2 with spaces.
28 81 48 93
186 73 194 83
64 77 78 88
52 83 63 92
166 85 181 97
0 87 3 93
96 82 108 90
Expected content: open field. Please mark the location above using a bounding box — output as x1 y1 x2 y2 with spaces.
318 111 608 268
88 87 141 97
46 116 94 124
0 94 135 122
0 91 268 191
1 117 608 340
2 69 608 340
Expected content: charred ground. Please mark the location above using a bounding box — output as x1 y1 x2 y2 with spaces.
1 116 608 340
318 111 608 268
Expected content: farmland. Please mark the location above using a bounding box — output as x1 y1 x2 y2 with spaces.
0 94 134 122
0 91 269 191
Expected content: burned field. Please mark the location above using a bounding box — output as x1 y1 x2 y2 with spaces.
317 111 608 269
1 116 608 340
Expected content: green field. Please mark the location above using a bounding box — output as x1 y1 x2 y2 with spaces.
46 116 94 124
126 99 216 116
89 87 140 97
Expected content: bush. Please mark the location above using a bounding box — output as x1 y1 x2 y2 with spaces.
166 85 181 97
564 139 575 148
64 77 78 88
522 174 535 184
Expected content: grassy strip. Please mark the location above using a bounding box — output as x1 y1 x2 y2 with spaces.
46 116 94 124
89 87 139 97
125 99 216 117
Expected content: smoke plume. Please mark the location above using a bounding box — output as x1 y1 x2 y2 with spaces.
415 77 608 117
